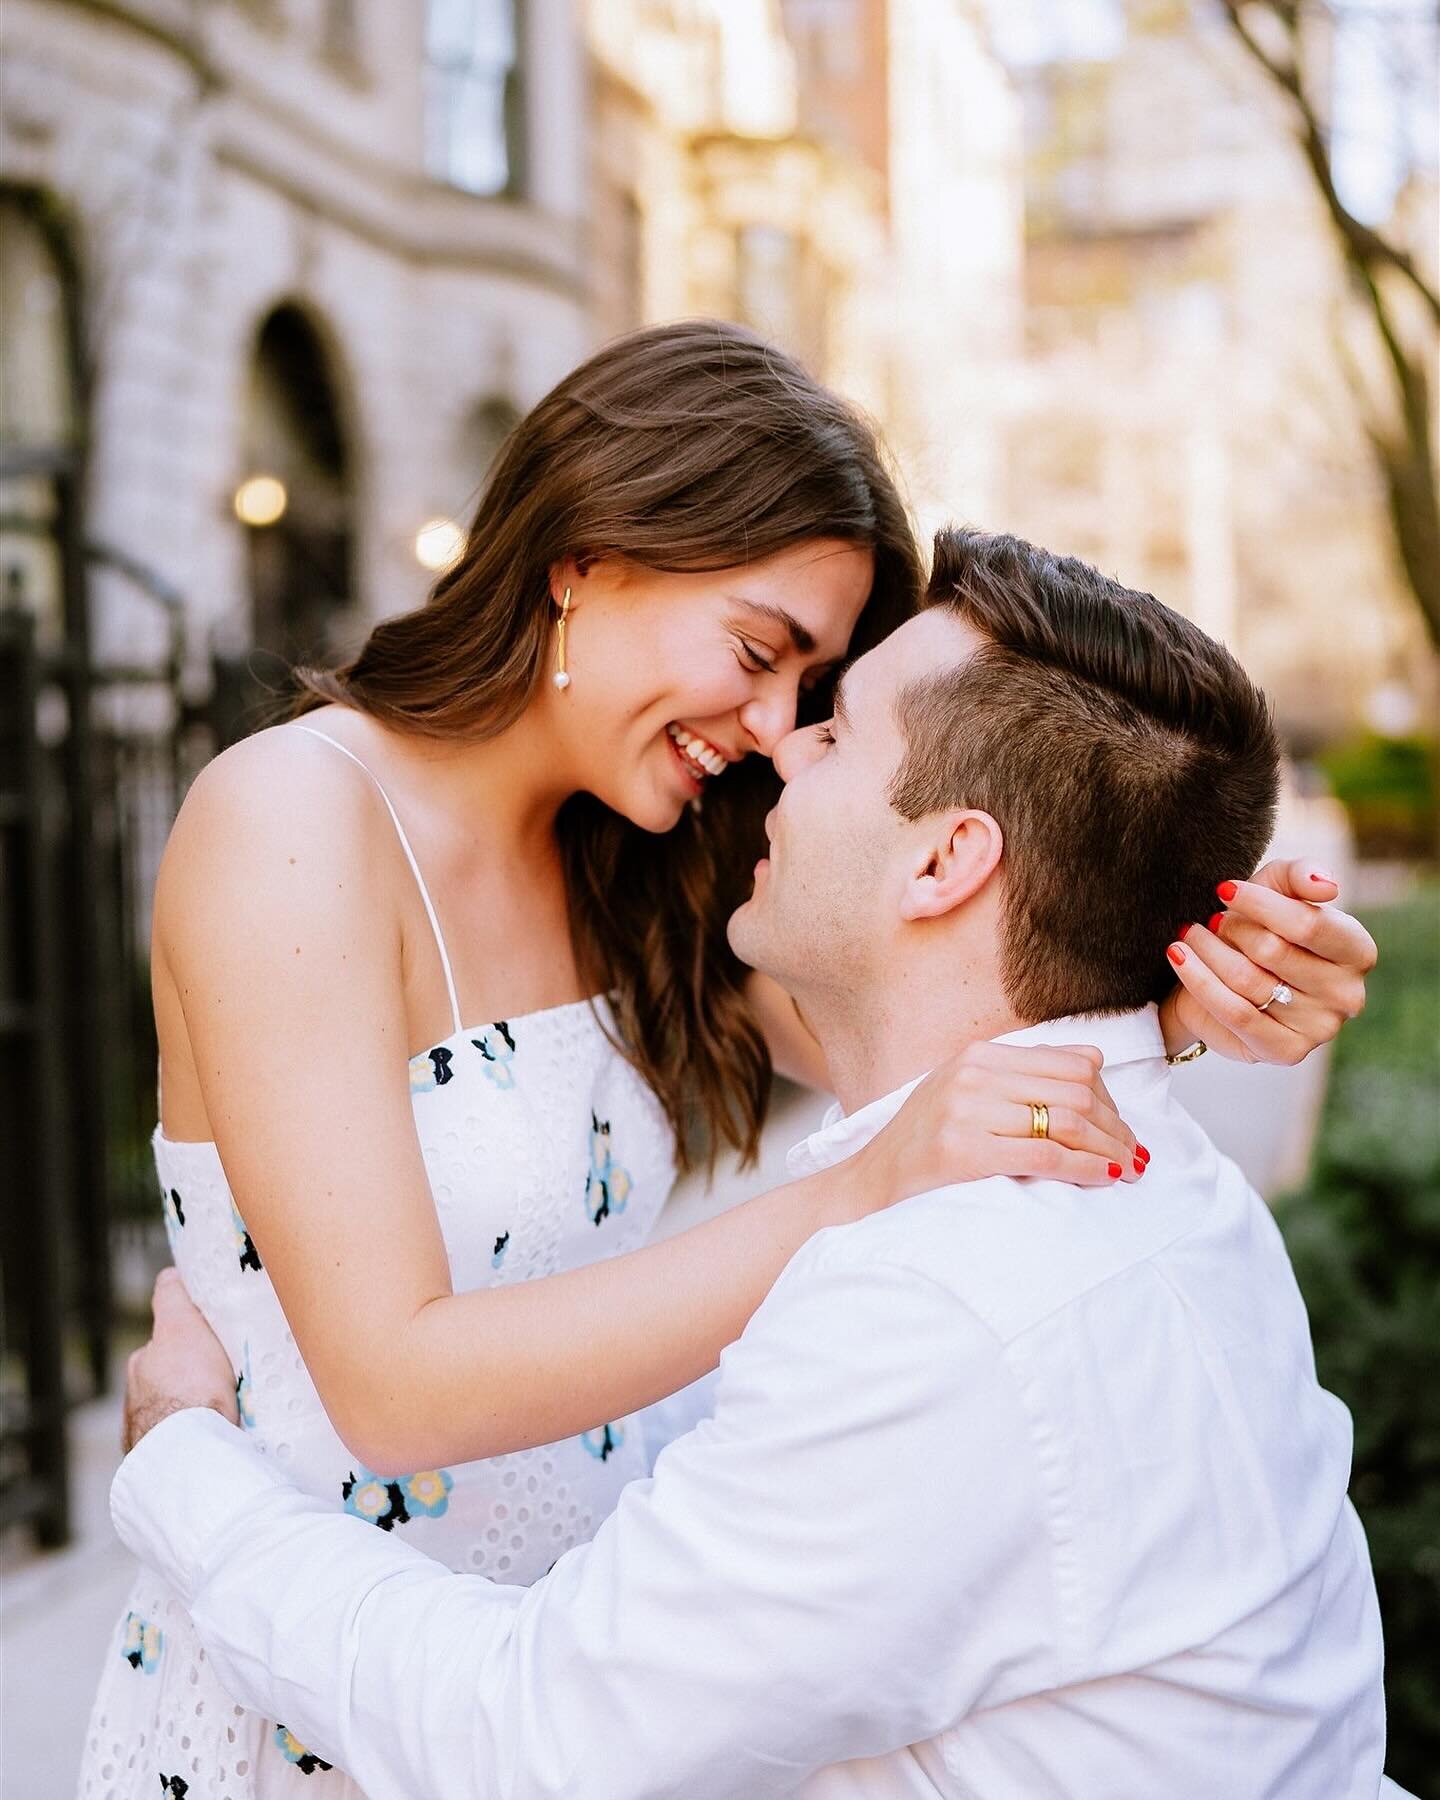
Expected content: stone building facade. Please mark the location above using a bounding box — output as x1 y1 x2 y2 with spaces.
1 0 590 682
589 0 1024 538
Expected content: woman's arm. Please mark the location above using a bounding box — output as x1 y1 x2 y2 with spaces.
158 736 1137 1477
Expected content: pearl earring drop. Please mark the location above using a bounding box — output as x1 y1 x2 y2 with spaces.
553 586 572 691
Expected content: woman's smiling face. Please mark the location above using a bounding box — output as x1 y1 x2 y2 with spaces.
545 538 874 832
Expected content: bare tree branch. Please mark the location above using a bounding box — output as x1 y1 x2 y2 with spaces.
1220 0 1440 326
1220 0 1440 655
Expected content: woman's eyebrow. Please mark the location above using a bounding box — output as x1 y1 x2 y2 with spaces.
730 598 817 656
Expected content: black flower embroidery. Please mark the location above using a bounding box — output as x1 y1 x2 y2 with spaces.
232 1199 263 1273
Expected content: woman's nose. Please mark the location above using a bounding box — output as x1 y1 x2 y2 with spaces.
771 724 816 781
739 690 800 760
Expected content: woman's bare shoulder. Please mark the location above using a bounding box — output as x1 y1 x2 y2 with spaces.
170 717 382 843
156 719 394 945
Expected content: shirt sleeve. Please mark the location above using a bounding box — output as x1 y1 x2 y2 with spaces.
632 1366 719 1472
111 1241 1054 1800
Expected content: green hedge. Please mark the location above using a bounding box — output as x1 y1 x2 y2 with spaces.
1317 734 1437 859
1272 882 1440 1791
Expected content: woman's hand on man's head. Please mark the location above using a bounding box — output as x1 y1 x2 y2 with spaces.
1161 860 1375 1066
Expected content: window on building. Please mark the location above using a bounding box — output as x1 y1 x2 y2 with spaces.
616 191 643 331
321 0 363 69
0 190 80 654
243 303 356 663
735 224 800 349
780 0 862 81
425 0 523 198
463 394 521 487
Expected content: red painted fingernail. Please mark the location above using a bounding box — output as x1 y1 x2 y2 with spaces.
1208 912 1225 934
1136 1143 1151 1163
1166 944 1186 966
1134 1157 1146 1175
1179 922 1196 940
1108 1162 1123 1180
1216 881 1238 902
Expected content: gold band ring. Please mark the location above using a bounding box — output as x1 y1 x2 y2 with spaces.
1165 1039 1208 1066
1029 1102 1050 1140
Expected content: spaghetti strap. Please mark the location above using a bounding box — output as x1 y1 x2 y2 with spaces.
292 724 464 1037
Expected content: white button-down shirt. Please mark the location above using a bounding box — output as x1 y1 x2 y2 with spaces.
112 1008 1387 1798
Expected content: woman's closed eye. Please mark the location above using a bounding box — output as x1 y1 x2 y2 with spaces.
735 638 779 675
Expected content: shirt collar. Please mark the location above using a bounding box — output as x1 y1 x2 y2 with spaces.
785 1005 1167 1180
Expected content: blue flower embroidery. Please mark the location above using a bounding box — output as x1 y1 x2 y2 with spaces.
342 1464 453 1531
580 1422 625 1462
236 1343 257 1430
492 1231 510 1270
275 1724 334 1773
120 1610 163 1674
585 1113 632 1226
408 1044 455 1095
471 1021 517 1089
232 1198 262 1273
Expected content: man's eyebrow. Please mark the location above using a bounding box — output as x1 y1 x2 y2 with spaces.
730 598 817 657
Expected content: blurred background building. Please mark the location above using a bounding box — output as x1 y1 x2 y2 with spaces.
1001 1 1436 747
2 0 1437 1786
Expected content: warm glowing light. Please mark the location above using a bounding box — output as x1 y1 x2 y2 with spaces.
1366 681 1419 738
234 475 288 526
415 516 465 572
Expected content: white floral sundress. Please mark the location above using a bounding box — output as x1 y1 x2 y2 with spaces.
77 727 676 1798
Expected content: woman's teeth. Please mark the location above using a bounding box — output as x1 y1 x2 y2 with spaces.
667 724 727 779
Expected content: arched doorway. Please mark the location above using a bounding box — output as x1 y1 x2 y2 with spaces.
240 302 357 664
0 188 81 645
463 392 520 482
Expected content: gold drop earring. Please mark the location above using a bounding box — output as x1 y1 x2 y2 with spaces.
552 586 572 691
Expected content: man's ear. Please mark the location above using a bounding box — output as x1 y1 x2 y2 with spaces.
897 810 1003 922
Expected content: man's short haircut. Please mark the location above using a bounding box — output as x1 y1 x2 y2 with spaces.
891 527 1281 1020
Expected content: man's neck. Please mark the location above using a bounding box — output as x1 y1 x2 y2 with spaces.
807 963 1026 1115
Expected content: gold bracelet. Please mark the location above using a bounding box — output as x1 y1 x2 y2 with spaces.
1165 1039 1208 1067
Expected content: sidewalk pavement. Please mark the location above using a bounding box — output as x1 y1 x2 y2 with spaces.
1 1392 135 1795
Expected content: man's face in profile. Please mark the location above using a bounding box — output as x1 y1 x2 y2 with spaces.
727 609 983 994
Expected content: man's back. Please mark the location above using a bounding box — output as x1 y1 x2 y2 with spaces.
784 1010 1385 1797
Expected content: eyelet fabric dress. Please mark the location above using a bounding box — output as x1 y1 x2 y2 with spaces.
78 728 676 1799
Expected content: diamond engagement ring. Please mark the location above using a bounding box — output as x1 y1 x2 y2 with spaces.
1257 982 1294 1013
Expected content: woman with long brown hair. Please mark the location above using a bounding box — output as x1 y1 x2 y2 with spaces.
81 321 1367 1799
